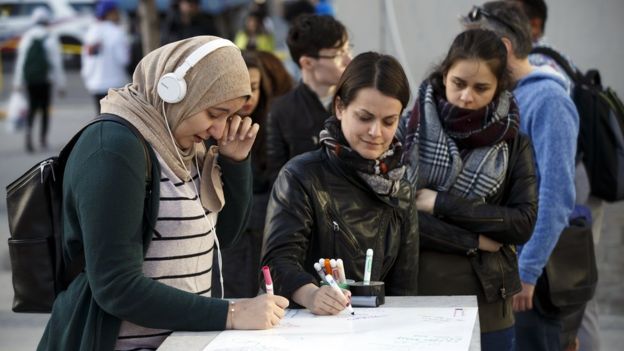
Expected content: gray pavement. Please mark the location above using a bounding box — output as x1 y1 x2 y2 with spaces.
0 71 623 350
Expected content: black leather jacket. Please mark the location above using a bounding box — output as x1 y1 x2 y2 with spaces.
261 148 419 302
418 133 538 302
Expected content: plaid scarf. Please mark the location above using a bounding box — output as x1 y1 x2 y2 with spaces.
404 81 519 199
320 116 406 196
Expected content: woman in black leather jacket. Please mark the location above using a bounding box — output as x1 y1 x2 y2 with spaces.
261 52 418 315
402 29 538 351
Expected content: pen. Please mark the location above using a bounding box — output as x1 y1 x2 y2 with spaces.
363 248 373 285
324 274 355 315
262 265 274 295
336 258 346 284
313 262 326 281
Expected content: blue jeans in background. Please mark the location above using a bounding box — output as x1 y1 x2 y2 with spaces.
482 326 515 351
515 309 562 351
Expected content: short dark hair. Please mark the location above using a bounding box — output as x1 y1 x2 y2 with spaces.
514 0 548 32
287 14 348 68
429 28 512 98
333 52 410 115
463 1 533 58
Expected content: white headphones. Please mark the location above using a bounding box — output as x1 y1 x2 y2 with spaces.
157 38 238 104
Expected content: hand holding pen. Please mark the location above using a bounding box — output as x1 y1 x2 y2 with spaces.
226 294 289 330
225 265 289 330
324 275 354 315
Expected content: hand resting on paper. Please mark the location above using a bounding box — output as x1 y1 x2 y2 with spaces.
226 294 289 330
293 283 352 315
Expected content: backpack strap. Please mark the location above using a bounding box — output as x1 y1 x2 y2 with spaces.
58 114 152 186
531 46 582 83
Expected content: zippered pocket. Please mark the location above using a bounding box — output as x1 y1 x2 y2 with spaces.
325 208 361 257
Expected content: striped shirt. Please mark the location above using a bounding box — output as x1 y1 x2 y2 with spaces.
115 153 216 350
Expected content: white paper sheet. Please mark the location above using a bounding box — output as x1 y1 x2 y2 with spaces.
203 307 478 351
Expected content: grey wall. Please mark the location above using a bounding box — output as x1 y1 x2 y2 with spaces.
334 0 624 105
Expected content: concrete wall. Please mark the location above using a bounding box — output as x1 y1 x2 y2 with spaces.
334 0 624 105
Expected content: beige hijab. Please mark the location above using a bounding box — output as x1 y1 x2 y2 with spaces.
101 36 251 211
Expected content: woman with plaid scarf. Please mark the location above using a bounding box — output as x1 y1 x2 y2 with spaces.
402 29 538 351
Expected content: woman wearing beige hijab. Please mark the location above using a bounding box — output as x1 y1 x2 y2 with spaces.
37 36 288 351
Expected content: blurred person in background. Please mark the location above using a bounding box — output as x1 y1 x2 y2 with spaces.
13 7 66 152
282 0 315 25
161 0 219 44
256 51 295 97
81 0 130 113
266 14 351 183
313 0 335 16
234 10 275 52
213 50 292 298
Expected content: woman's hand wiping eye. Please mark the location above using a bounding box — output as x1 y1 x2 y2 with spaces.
218 115 260 162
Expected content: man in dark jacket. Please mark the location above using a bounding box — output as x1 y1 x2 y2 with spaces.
266 14 352 183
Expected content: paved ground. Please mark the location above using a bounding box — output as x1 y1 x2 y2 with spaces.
0 71 622 350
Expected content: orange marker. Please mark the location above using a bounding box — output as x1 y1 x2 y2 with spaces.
324 258 332 276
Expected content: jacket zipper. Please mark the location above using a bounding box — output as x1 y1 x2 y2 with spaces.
39 159 56 183
496 254 507 318
6 158 56 194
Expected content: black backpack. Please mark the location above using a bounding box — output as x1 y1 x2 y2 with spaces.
6 115 153 313
23 36 50 85
532 46 624 202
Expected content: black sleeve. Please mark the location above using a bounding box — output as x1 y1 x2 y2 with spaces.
216 155 253 249
419 212 480 255
432 136 538 245
261 166 317 302
265 108 289 185
385 187 419 295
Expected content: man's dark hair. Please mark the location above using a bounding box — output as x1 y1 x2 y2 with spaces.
514 0 548 32
287 14 348 68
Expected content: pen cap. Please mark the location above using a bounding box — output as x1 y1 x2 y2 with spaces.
261 265 273 285
348 281 385 305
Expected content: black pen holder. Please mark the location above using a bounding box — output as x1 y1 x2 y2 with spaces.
347 281 385 305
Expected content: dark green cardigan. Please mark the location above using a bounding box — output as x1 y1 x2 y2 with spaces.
37 121 253 350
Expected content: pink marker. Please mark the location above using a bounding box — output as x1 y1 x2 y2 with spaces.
262 265 274 295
